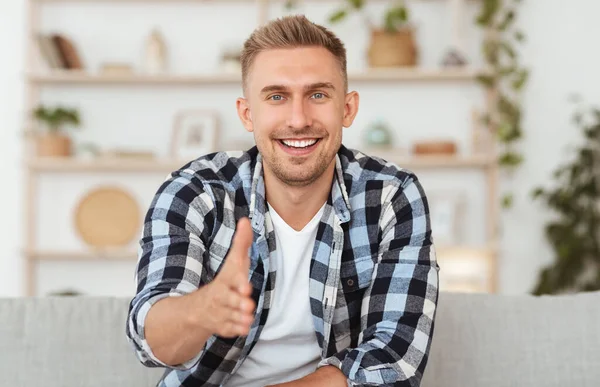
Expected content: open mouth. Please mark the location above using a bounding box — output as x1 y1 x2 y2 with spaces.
278 139 320 149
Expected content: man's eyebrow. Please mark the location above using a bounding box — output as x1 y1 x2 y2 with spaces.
259 82 336 94
304 82 336 91
260 84 288 94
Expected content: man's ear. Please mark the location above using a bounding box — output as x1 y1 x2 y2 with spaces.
342 91 359 128
236 97 253 133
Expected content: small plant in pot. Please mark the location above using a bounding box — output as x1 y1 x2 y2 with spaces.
31 105 80 157
330 0 416 67
284 0 416 67
329 0 418 67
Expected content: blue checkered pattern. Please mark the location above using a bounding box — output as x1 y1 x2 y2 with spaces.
126 145 440 386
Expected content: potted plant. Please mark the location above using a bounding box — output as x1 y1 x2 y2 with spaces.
31 105 80 157
530 99 600 295
285 0 417 67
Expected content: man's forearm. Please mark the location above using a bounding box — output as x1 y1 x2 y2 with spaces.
266 366 347 387
145 289 212 367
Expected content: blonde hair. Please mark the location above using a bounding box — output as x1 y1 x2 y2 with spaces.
240 15 348 93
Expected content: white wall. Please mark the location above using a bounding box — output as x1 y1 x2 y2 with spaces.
0 0 26 297
1 0 598 296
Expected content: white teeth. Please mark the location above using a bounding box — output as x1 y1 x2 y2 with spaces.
282 139 318 148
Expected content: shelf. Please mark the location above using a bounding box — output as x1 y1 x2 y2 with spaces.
29 72 241 85
26 157 189 173
26 153 493 173
437 245 497 259
28 68 484 86
370 153 494 169
24 248 137 261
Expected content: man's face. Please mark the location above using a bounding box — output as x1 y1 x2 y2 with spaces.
236 46 359 187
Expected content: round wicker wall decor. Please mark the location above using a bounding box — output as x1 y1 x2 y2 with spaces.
74 186 140 248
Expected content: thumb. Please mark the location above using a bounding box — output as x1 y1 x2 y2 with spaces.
230 217 253 260
219 217 253 285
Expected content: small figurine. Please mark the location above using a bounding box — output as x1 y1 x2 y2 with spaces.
143 28 167 74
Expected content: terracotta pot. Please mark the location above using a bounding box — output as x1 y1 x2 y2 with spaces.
367 28 418 67
35 133 72 157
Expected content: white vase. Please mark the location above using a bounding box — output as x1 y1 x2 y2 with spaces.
144 28 167 74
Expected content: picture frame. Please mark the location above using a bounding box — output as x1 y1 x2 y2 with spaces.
170 109 219 160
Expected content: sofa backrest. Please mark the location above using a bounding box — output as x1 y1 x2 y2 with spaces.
1 291 599 387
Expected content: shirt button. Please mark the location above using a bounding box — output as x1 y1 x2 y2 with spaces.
347 279 354 287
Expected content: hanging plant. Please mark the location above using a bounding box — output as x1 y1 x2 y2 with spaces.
531 99 600 295
475 0 529 209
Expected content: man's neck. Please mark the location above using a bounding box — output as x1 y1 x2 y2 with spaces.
264 162 335 232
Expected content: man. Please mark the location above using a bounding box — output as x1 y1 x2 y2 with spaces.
126 14 439 387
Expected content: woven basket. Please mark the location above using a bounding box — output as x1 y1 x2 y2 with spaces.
35 133 72 157
367 28 417 67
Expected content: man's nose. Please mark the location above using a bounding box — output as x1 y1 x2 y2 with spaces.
287 98 312 129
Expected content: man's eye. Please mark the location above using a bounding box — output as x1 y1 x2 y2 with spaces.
312 93 325 99
270 95 283 101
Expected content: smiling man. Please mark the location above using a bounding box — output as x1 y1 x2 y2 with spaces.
126 15 439 387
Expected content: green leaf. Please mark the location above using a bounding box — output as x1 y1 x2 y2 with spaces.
531 187 545 200
499 66 517 76
502 193 514 209
497 121 518 142
515 30 526 42
284 0 297 10
328 9 348 23
512 69 529 91
499 41 517 59
498 151 524 167
33 105 80 131
475 0 501 26
476 74 496 87
483 40 500 64
384 5 409 32
347 0 364 9
498 95 521 120
498 9 515 31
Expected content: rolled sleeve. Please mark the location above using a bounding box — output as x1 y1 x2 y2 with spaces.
125 170 216 370
320 176 440 386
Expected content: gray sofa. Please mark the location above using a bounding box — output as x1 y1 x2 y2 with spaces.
1 291 599 387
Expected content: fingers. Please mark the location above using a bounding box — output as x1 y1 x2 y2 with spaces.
221 287 256 313
213 288 255 337
217 320 251 338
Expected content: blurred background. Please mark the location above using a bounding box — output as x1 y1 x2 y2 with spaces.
1 0 599 298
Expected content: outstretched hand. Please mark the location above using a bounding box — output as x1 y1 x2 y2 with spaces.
199 218 256 338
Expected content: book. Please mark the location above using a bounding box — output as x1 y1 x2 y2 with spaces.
37 33 65 69
51 34 84 70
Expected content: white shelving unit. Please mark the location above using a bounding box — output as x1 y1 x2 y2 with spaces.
22 0 499 296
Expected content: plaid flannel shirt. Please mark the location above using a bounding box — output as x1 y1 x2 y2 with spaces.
126 145 440 387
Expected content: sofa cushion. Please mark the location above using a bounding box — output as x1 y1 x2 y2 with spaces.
422 291 600 387
0 296 163 387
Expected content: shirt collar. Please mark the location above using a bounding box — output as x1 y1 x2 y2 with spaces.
249 151 352 234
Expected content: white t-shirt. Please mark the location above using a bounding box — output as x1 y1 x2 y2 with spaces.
225 203 325 387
